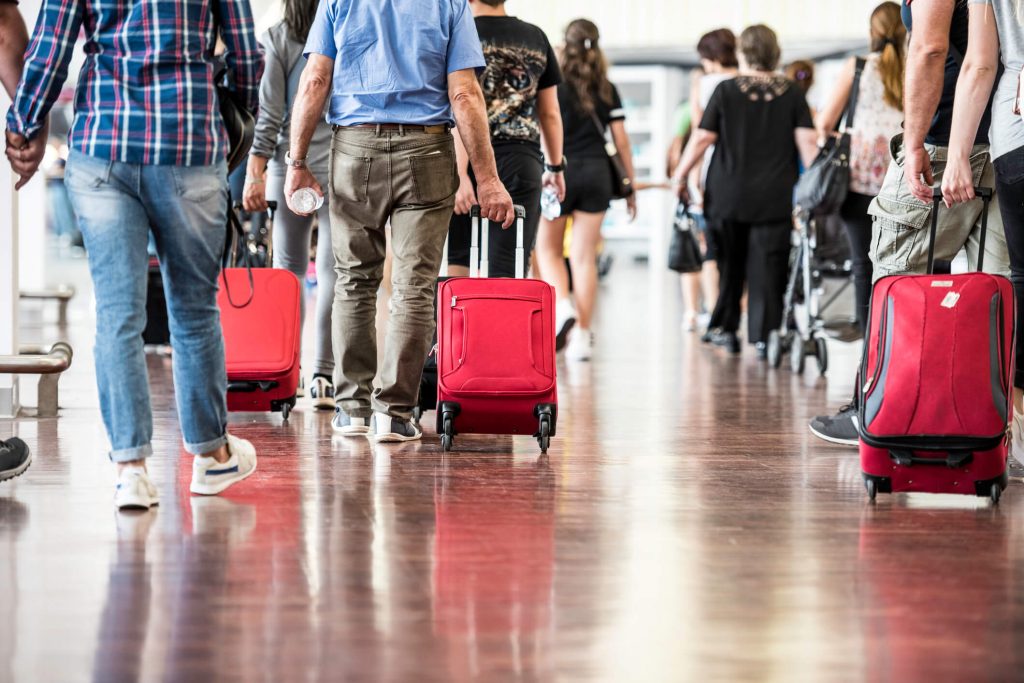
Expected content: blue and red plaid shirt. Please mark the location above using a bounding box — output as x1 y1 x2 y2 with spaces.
7 0 263 166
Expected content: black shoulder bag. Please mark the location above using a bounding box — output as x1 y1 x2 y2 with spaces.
794 57 865 217
587 108 634 199
210 0 256 172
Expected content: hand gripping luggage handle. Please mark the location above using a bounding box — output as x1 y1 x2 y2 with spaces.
928 187 993 274
470 204 528 278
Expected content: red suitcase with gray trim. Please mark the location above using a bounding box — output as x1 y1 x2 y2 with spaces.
435 205 557 453
859 188 1014 502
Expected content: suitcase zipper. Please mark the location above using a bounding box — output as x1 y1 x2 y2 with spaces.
450 294 542 307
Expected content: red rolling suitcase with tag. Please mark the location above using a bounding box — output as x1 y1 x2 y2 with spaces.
859 188 1014 502
436 205 558 453
217 202 301 420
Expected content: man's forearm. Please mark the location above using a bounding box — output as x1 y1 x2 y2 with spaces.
904 46 947 148
0 7 27 100
289 68 330 160
452 85 499 182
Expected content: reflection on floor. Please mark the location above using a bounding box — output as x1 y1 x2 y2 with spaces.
3 255 1022 682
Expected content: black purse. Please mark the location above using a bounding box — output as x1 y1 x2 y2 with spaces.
794 57 865 216
668 203 703 274
210 3 256 172
587 109 634 199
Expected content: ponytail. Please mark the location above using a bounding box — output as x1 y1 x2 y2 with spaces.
561 19 614 115
870 2 907 111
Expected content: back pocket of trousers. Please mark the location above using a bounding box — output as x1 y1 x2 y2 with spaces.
409 150 457 204
331 151 372 203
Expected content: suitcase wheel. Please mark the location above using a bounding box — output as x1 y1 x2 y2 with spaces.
535 403 556 454
438 402 460 452
990 483 1002 505
537 415 552 454
441 415 454 452
864 477 877 502
281 402 291 421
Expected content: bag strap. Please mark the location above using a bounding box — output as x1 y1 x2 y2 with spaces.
221 197 255 308
839 57 866 133
586 107 611 147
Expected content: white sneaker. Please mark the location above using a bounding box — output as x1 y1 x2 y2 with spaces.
555 298 577 352
115 467 159 510
309 376 336 410
1011 409 1024 468
566 328 594 361
190 434 258 496
296 372 306 398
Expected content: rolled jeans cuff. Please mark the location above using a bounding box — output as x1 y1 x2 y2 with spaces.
184 433 228 457
109 443 154 463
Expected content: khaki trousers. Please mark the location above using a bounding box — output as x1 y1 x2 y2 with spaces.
328 127 457 419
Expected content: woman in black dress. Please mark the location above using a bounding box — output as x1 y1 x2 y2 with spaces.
674 25 818 356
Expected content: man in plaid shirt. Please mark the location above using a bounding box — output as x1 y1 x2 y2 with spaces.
4 0 264 511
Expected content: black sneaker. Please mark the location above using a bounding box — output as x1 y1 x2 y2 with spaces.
713 331 741 354
808 404 860 446
372 413 422 443
0 438 31 482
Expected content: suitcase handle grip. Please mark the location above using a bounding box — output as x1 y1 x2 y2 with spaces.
469 205 527 278
929 187 992 274
889 448 973 469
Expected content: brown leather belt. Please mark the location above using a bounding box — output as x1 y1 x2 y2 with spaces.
334 123 451 134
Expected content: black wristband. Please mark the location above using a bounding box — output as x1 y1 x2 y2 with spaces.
544 157 567 173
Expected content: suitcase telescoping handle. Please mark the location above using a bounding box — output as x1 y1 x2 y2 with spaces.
928 187 993 274
470 204 528 278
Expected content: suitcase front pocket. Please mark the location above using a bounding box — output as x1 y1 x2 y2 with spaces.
441 294 555 396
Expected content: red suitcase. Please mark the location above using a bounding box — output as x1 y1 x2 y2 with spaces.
217 202 301 420
859 188 1014 502
436 205 558 453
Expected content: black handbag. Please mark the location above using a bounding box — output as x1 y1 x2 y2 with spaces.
794 58 865 216
668 203 703 274
587 109 634 199
210 3 256 172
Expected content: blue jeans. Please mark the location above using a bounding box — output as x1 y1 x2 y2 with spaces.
65 150 229 462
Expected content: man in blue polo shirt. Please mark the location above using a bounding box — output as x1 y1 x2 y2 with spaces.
287 0 514 443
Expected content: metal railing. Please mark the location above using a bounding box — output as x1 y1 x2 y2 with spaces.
0 342 74 417
20 285 76 326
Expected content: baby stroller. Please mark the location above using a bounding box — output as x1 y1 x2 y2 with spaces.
766 210 858 375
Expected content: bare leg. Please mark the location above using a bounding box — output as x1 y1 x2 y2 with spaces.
535 216 570 299
681 272 701 328
701 260 719 312
567 211 606 330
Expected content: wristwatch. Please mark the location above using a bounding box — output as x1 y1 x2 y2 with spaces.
285 152 307 169
544 157 567 173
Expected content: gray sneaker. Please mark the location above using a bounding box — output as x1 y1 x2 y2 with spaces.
808 404 859 447
332 409 371 436
372 413 422 443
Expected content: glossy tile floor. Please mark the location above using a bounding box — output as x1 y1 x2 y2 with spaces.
4 255 1024 683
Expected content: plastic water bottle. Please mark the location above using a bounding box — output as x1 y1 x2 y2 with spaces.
541 186 561 220
291 187 324 214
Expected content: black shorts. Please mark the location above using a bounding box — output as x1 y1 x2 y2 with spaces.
560 155 615 215
448 145 543 278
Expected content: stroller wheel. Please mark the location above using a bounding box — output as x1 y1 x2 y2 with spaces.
790 336 807 374
815 336 829 376
767 330 783 368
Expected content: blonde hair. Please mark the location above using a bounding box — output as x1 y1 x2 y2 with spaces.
870 1 907 111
